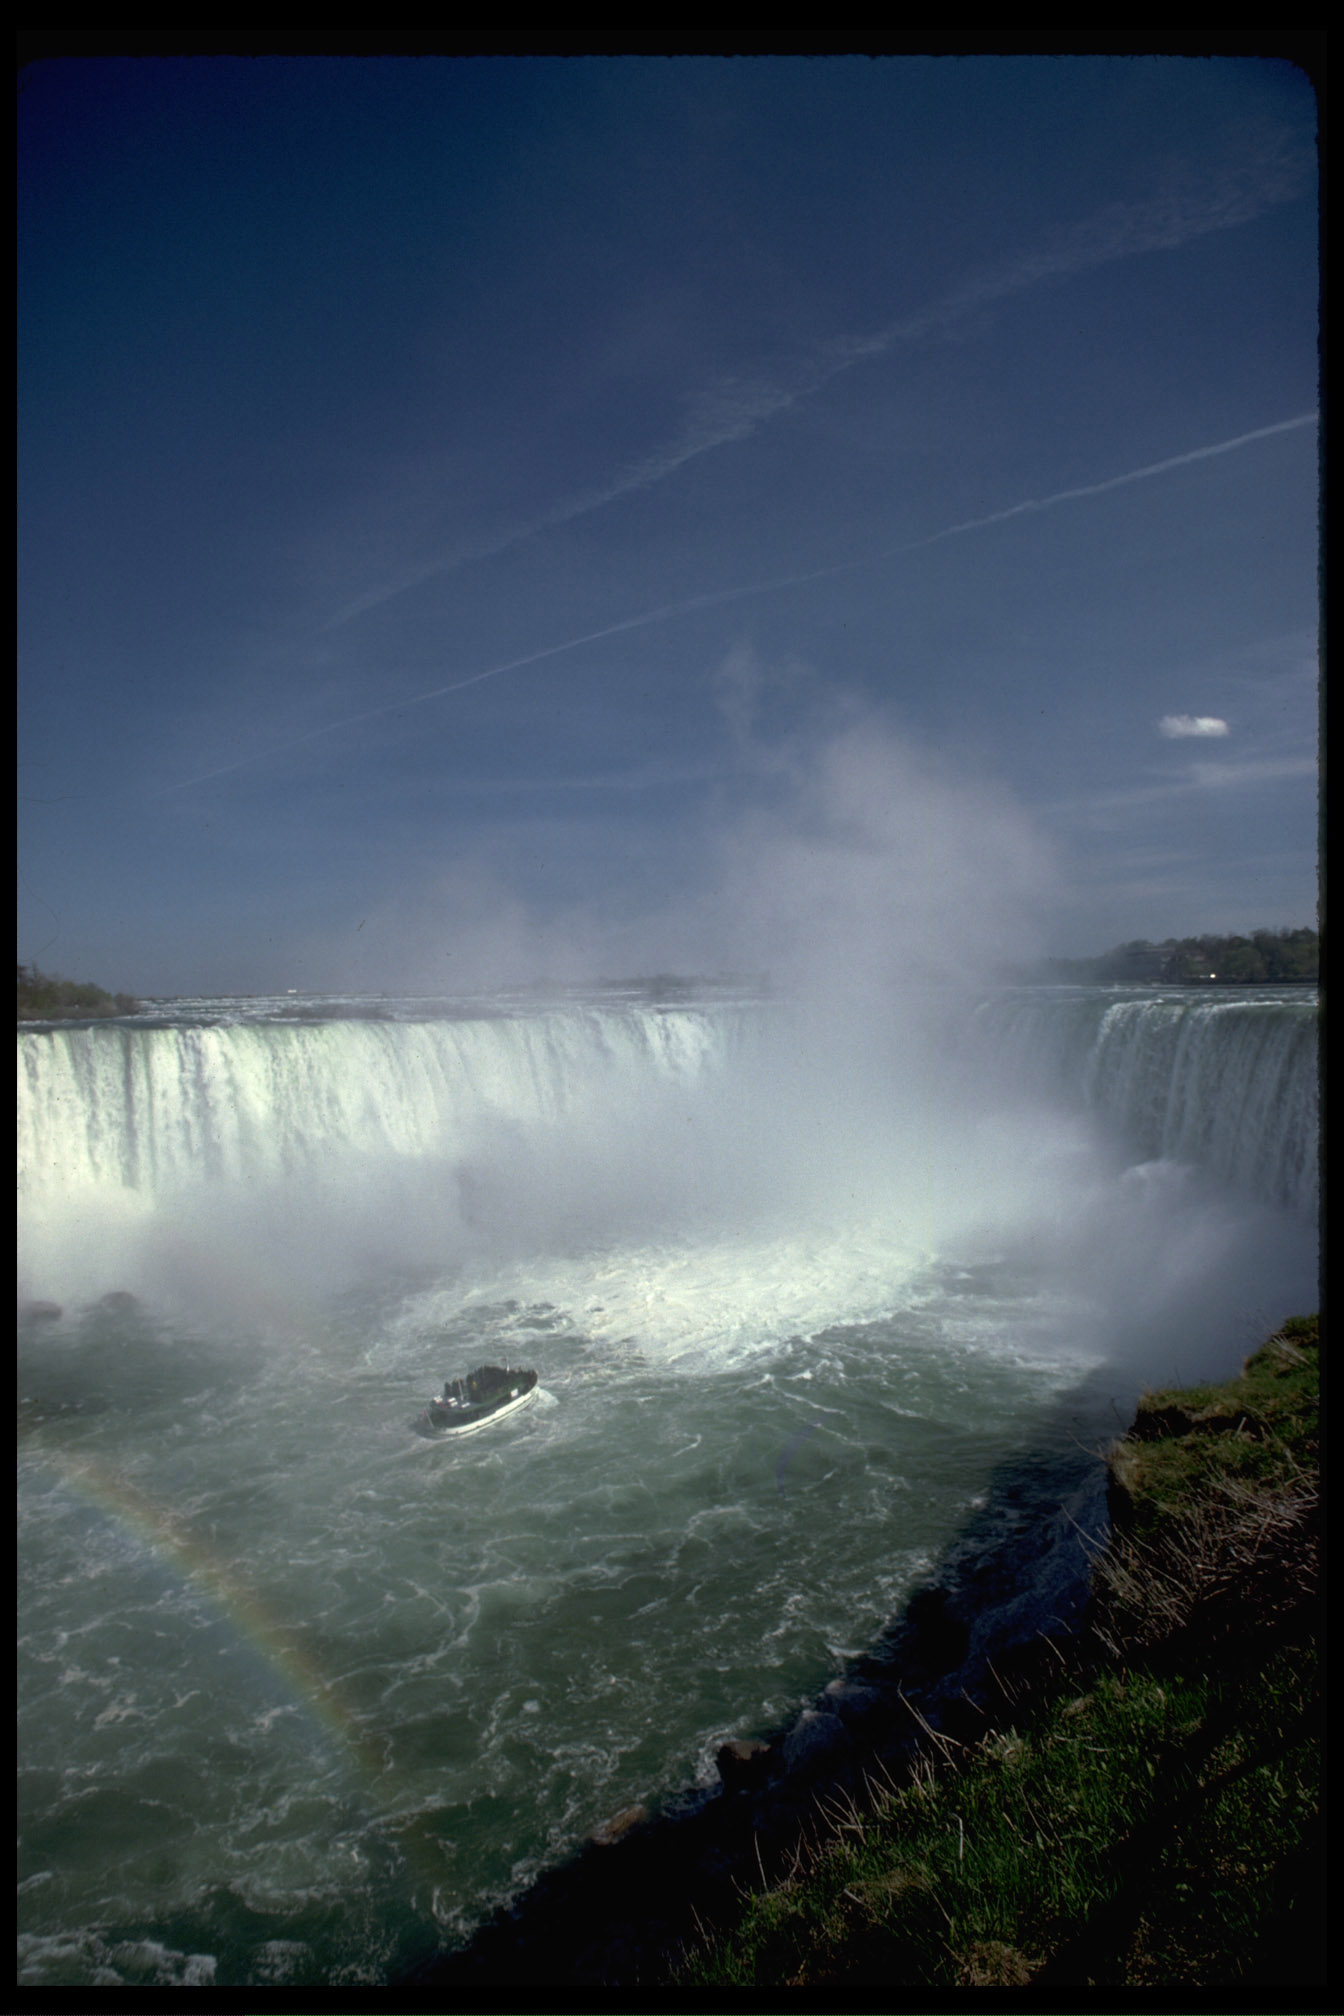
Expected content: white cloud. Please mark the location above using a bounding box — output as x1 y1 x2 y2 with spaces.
1159 715 1231 739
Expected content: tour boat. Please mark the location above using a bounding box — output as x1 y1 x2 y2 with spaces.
414 1363 538 1437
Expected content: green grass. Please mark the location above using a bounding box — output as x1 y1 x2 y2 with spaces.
1110 1314 1319 1528
1096 1316 1320 1666
675 1318 1321 1989
680 1648 1319 1987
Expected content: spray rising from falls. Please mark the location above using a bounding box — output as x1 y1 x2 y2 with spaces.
18 1003 748 1308
17 983 1317 1323
974 986 1319 1216
16 982 1319 1988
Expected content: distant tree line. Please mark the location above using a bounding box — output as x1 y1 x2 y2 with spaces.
17 963 139 1020
1025 927 1318 986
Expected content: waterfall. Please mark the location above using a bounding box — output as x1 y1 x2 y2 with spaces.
19 987 1318 1220
16 986 1321 1984
17 1006 731 1207
974 987 1318 1216
18 985 1317 1319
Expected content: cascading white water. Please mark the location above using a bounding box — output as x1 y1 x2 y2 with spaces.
972 985 1318 1215
17 1004 761 1312
21 987 1317 1220
17 1007 732 1201
17 983 1319 1988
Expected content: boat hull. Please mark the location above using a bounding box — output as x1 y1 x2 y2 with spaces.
414 1366 538 1438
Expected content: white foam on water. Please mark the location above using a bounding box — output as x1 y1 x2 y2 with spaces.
16 984 1319 1983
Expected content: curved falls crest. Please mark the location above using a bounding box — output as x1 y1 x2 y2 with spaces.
16 983 1319 1988
19 986 1317 1253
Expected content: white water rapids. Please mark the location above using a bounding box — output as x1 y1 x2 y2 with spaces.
17 982 1318 1986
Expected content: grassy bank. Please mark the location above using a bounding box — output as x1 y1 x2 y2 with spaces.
675 1317 1322 1990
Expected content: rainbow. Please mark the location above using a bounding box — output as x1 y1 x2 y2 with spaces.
28 1445 377 1770
21 1444 470 1934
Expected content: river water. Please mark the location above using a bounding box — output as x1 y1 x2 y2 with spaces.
17 981 1318 1986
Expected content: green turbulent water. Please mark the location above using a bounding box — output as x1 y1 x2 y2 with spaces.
16 988 1318 1986
18 1278 1111 1985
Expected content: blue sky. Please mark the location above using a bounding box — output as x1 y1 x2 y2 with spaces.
18 54 1319 996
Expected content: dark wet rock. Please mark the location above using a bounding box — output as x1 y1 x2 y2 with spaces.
965 1472 1109 1665
715 1738 772 1791
821 1675 884 1726
899 1584 970 1671
588 1804 648 1846
782 1707 854 1777
1129 1401 1196 1439
96 1290 139 1312
398 1444 1113 1988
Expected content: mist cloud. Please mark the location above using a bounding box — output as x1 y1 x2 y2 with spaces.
326 697 1055 1013
707 717 1054 1003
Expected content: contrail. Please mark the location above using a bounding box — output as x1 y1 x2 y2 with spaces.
331 136 1313 629
154 590 770 795
897 412 1319 552
158 412 1317 795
